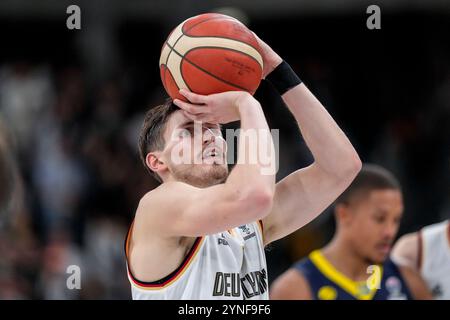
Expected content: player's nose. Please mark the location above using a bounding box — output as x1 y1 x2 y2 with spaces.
383 223 397 240
202 127 216 145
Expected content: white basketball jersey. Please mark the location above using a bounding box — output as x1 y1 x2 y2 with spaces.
420 220 450 299
125 221 269 300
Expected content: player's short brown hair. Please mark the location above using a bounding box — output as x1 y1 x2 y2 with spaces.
138 99 179 182
335 164 401 205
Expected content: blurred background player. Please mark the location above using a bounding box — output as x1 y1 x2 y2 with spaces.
270 164 432 300
391 219 450 299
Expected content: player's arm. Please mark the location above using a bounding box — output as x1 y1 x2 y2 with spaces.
254 35 362 245
270 269 313 300
398 265 433 299
391 231 420 270
391 232 431 299
138 91 276 237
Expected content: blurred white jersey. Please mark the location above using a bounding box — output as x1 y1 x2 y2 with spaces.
125 221 269 300
420 220 450 299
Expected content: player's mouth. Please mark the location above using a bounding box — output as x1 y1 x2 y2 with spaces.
375 243 391 255
202 147 222 159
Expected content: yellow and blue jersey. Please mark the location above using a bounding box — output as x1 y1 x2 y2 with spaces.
293 250 412 300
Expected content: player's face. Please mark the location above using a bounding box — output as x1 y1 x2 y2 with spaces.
160 110 228 187
347 189 404 264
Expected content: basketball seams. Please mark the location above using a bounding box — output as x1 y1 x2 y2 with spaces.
165 49 189 91
162 16 229 92
181 16 238 35
183 34 261 58
160 64 167 92
166 42 254 92
183 57 253 93
165 15 235 67
181 16 261 56
183 45 262 72
161 14 262 97
179 58 193 93
164 24 183 70
174 15 262 67
163 64 167 93
160 44 173 92
175 35 263 68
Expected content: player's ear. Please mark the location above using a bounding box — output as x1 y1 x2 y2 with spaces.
335 203 352 227
146 152 167 175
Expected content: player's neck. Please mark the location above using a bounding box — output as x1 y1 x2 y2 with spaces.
322 238 372 282
167 174 222 188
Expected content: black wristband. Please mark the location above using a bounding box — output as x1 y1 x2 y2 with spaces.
265 60 302 95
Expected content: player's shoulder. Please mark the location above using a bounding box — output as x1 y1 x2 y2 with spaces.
395 231 420 250
292 255 313 274
383 256 403 272
135 181 201 227
135 183 177 220
391 231 420 269
270 266 311 300
292 251 326 279
133 183 186 237
138 181 194 207
276 255 313 282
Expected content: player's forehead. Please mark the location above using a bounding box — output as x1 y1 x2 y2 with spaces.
367 189 402 204
360 189 404 214
163 110 221 138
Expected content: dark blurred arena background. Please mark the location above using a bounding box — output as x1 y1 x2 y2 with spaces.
0 0 449 299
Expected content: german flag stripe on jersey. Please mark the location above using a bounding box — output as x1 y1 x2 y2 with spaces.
257 219 264 243
124 220 204 290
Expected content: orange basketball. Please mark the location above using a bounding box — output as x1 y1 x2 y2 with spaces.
159 13 263 101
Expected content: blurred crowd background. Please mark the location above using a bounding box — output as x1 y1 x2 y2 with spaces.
0 0 449 299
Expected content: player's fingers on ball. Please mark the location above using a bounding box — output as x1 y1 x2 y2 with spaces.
181 110 195 120
174 99 203 115
179 89 207 105
182 111 205 122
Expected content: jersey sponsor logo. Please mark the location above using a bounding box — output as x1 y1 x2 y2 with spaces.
238 225 251 235
385 276 407 300
218 233 229 246
238 225 256 241
431 284 443 298
243 232 256 241
212 269 267 299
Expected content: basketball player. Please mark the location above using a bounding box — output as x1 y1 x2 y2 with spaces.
270 164 432 300
391 219 450 299
124 34 362 299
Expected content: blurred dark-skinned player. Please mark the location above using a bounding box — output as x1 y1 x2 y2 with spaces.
271 164 432 300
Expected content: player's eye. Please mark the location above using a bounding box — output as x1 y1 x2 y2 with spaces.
374 215 385 224
204 126 222 137
177 128 192 138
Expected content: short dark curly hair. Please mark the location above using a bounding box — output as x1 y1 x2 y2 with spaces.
138 99 179 182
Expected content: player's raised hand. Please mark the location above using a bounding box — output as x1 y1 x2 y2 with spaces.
173 89 257 124
252 32 283 79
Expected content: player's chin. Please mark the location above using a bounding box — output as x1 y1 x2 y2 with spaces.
371 250 389 264
201 156 227 167
203 162 228 178
203 162 228 173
